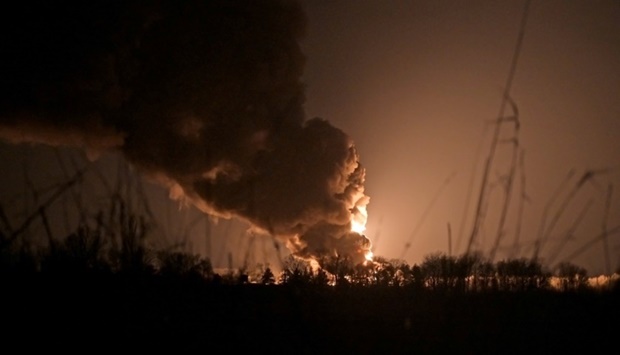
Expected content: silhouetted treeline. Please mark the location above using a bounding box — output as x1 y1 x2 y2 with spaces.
1 219 616 294
2 222 619 353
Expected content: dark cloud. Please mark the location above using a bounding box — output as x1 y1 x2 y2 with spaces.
0 0 371 263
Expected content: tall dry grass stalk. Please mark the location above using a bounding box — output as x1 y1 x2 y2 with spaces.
0 168 85 250
601 184 613 275
509 150 528 259
465 0 531 256
400 171 456 260
488 95 520 262
546 198 594 266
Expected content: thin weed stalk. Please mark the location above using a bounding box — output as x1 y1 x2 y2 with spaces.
562 224 620 267
534 169 604 261
531 169 575 261
54 148 87 227
489 95 520 262
466 0 531 256
456 121 491 254
400 171 456 260
546 198 594 266
1 169 85 249
510 150 528 259
601 184 613 275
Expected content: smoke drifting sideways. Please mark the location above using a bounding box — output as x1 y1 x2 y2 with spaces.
0 0 372 265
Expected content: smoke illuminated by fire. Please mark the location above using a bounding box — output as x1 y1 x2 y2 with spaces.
0 0 374 267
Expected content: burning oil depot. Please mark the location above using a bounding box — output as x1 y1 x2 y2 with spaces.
1 2 619 352
0 0 375 271
1 0 619 281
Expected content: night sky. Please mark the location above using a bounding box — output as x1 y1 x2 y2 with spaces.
301 0 620 275
0 0 619 275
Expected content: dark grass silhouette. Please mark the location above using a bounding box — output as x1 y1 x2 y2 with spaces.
2 216 618 353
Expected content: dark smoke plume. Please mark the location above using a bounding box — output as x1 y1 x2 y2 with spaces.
0 0 371 264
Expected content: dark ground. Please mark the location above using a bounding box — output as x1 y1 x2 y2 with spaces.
2 273 618 354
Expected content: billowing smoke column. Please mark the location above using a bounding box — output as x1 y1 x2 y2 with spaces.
0 0 371 264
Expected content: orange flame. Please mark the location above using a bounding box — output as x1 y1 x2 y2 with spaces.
350 204 373 264
350 204 368 234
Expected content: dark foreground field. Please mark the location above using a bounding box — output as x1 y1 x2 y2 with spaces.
3 273 618 354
